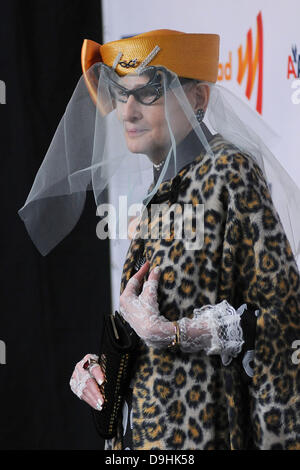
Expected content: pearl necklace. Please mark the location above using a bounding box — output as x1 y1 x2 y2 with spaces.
153 159 166 171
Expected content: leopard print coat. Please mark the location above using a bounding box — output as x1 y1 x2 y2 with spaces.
105 134 300 450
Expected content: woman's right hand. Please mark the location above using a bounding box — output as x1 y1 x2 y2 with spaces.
69 353 105 410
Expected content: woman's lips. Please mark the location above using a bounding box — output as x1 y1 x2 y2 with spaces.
126 128 148 136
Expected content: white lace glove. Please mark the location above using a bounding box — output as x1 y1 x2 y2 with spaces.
120 262 245 364
178 300 246 365
69 353 105 410
119 262 176 349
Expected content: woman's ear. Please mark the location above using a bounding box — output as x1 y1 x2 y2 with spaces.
193 83 210 112
185 82 210 113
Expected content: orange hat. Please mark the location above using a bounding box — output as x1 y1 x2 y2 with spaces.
82 29 219 81
81 29 219 107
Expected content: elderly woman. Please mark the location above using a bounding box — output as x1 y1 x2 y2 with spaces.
19 30 300 450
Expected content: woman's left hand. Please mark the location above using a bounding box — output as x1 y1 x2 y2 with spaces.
119 262 176 348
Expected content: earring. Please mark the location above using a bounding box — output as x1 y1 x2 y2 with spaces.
196 108 205 123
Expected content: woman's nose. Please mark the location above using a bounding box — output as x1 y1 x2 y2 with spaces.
122 95 142 121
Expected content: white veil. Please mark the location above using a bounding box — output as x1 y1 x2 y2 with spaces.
18 61 300 268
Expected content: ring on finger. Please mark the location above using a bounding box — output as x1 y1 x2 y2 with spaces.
83 357 99 371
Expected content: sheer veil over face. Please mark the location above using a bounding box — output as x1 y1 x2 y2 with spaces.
114 73 210 165
115 73 175 163
17 60 300 265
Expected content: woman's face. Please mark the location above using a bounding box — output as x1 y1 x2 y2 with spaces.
114 73 196 163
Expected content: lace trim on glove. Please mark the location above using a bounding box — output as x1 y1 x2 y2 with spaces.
119 271 245 360
178 300 245 365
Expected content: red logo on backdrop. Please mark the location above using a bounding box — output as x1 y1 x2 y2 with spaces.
287 45 300 79
218 11 264 115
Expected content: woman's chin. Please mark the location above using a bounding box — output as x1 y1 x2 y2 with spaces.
127 141 148 155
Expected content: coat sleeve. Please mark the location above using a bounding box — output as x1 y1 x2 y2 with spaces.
218 150 300 449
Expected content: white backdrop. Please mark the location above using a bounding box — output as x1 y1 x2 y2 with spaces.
101 0 300 311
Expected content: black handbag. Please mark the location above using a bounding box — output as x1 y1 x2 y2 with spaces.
92 310 140 439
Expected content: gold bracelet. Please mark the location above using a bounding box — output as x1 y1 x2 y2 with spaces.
167 321 180 349
174 321 180 347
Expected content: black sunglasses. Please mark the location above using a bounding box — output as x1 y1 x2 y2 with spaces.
109 80 163 105
107 66 191 106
